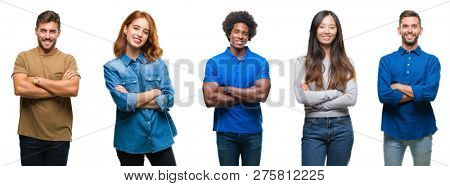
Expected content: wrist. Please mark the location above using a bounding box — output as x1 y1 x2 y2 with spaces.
32 76 40 85
223 86 230 95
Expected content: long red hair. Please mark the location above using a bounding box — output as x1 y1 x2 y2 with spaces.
113 11 163 62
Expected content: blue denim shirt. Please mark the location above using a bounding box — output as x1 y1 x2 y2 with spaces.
203 47 270 133
378 46 440 140
104 54 177 154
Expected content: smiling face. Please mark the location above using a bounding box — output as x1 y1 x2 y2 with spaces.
398 16 422 47
316 15 337 48
229 22 249 50
124 17 150 50
35 21 60 52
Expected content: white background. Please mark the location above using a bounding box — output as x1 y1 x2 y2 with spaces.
0 0 449 173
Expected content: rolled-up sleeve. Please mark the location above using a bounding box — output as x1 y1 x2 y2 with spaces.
411 56 440 102
104 64 137 112
377 57 403 105
154 59 174 111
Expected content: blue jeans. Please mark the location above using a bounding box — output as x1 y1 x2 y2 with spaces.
384 134 432 166
216 132 262 166
19 135 70 166
301 115 354 166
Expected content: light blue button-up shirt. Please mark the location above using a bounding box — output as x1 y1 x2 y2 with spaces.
104 54 177 153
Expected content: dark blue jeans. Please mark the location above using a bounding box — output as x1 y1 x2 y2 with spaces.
301 115 354 166
216 132 262 166
19 135 70 166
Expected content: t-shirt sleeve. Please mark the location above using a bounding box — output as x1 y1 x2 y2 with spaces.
203 58 218 83
12 52 28 76
256 58 270 80
65 55 80 78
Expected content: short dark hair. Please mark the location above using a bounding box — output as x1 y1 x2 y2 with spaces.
399 10 421 26
222 11 258 41
36 10 61 30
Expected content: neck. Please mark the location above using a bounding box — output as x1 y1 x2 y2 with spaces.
402 43 418 52
37 46 54 54
321 45 331 60
229 45 247 59
125 44 140 60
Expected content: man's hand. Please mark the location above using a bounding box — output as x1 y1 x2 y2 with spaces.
390 83 403 91
63 70 77 80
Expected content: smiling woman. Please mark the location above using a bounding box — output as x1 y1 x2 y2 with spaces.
103 11 177 166
294 10 357 166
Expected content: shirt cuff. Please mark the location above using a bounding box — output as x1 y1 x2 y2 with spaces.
154 95 168 111
126 93 137 112
411 85 423 102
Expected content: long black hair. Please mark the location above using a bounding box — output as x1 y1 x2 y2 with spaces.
305 10 355 91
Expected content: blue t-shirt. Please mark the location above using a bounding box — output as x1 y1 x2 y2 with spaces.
204 47 270 133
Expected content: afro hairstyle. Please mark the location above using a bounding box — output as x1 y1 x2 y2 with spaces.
222 11 258 41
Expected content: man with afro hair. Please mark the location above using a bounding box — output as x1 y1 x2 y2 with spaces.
203 11 271 166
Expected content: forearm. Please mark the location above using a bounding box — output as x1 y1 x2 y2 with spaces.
15 82 55 99
314 82 357 110
295 86 343 106
37 77 79 97
396 84 414 98
138 100 159 109
399 94 413 103
228 86 268 103
136 90 159 108
206 92 238 108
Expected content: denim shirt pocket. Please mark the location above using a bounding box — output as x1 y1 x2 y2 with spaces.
121 79 139 93
144 75 161 90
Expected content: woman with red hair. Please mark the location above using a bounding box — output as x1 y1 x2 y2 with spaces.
104 11 177 166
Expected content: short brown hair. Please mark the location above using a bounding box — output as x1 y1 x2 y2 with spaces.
113 11 163 62
399 10 421 26
36 10 61 30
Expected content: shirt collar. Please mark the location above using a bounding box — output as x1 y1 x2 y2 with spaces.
397 46 422 56
224 46 252 61
33 47 58 56
120 53 146 66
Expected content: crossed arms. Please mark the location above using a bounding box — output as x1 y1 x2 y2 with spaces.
103 62 174 112
293 59 357 110
377 57 440 105
202 79 271 108
13 70 80 99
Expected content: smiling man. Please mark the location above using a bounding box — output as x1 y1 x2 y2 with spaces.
202 11 271 166
377 10 441 166
12 10 80 166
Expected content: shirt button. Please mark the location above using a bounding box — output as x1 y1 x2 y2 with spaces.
407 64 410 66
406 71 410 74
408 57 411 60
147 121 150 125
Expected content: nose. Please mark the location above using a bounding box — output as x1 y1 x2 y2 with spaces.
407 27 413 32
237 32 244 39
44 32 51 39
134 30 143 38
324 26 331 34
